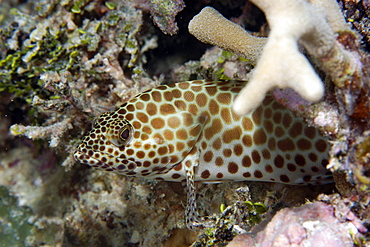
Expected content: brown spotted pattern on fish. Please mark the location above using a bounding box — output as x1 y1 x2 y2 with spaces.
74 80 332 228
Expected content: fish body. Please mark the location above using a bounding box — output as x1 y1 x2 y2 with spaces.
75 80 330 184
74 80 332 227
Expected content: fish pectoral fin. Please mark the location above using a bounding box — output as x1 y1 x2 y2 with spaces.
181 148 201 229
181 147 214 229
173 113 208 162
181 112 208 141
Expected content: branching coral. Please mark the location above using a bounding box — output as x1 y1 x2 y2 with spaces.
188 1 362 116
10 118 73 148
188 7 266 65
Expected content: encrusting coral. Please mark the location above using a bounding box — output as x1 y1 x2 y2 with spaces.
135 0 185 35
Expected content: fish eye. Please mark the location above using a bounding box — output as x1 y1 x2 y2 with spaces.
118 125 133 145
120 127 131 141
104 120 132 147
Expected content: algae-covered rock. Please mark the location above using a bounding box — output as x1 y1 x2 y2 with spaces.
0 186 34 247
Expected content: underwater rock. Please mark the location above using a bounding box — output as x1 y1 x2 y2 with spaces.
227 201 365 247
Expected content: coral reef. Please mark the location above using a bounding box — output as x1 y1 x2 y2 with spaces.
0 0 178 245
1 0 163 165
0 0 369 246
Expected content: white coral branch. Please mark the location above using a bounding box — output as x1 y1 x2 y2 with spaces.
10 118 73 148
234 35 325 114
189 0 355 115
234 0 334 114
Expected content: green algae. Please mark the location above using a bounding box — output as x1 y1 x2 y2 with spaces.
0 0 144 105
244 201 267 224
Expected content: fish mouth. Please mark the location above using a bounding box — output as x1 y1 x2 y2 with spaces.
74 148 137 173
73 150 107 168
